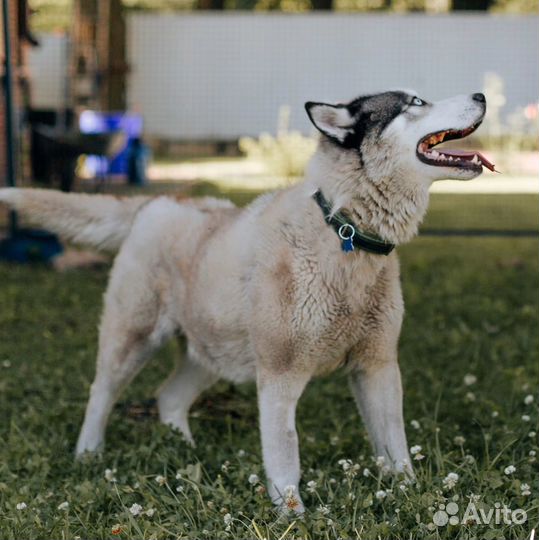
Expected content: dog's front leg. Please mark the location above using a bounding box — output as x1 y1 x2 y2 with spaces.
348 360 412 475
257 370 311 513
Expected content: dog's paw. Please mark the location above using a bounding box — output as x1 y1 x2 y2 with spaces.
74 447 103 461
272 485 305 516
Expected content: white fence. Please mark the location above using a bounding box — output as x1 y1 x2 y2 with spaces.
30 14 539 140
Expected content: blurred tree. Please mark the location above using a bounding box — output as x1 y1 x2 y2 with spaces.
452 0 493 10
197 0 224 8
311 0 333 9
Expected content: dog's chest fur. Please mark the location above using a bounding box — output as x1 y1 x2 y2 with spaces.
256 235 401 375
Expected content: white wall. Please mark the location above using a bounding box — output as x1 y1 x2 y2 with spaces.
28 33 69 109
127 14 539 139
29 16 539 139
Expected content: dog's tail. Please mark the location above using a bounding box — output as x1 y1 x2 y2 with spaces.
0 188 150 251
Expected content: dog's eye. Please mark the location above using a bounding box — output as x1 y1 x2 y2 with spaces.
412 97 425 106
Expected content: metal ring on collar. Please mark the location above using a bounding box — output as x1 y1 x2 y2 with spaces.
338 223 356 240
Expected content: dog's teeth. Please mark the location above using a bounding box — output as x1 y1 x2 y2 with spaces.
431 150 439 157
471 155 480 164
448 156 453 161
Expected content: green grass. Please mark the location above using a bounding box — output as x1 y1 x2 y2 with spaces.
0 189 538 539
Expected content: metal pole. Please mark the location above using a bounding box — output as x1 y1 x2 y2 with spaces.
2 0 18 233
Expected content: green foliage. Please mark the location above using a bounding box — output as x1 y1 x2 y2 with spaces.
239 107 317 178
29 0 72 33
476 73 539 153
491 0 539 12
27 0 538 37
0 189 538 538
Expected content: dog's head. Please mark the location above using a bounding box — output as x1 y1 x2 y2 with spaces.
305 91 490 183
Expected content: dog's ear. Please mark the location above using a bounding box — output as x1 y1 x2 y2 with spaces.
305 102 354 143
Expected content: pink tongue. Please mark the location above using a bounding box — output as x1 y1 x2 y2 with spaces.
440 149 496 172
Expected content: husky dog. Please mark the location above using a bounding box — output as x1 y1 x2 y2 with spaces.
0 90 492 511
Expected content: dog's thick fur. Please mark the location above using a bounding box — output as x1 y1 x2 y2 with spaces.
0 90 487 511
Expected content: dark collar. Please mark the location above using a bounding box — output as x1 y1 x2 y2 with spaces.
312 190 395 256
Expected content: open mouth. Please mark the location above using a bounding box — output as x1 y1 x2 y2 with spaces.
416 121 496 172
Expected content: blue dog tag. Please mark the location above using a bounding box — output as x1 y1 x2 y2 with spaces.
342 238 354 252
338 224 356 253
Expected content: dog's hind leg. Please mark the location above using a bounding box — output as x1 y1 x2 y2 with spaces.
75 254 173 457
157 343 218 445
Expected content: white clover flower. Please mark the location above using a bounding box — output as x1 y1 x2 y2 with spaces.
248 474 259 485
57 501 69 511
410 420 421 430
375 490 387 500
530 450 536 456
306 480 317 493
464 454 475 464
155 475 166 486
16 502 27 510
442 472 459 489
348 492 356 501
317 504 330 515
524 395 534 405
410 445 425 461
453 436 466 446
463 374 477 386
237 449 246 458
528 431 536 438
129 503 143 516
221 461 230 473
465 392 476 402
223 513 232 526
338 459 352 471
145 508 155 517
104 468 117 482
504 465 516 475
375 456 386 468
362 467 371 477
176 485 184 493
175 472 182 480
398 483 407 492
521 483 531 496
2 360 11 368
522 415 530 422
284 485 296 498
492 410 499 418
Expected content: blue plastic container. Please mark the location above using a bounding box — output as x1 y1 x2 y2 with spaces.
79 111 144 176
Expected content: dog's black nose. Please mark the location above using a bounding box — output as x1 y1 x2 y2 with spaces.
472 93 486 103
